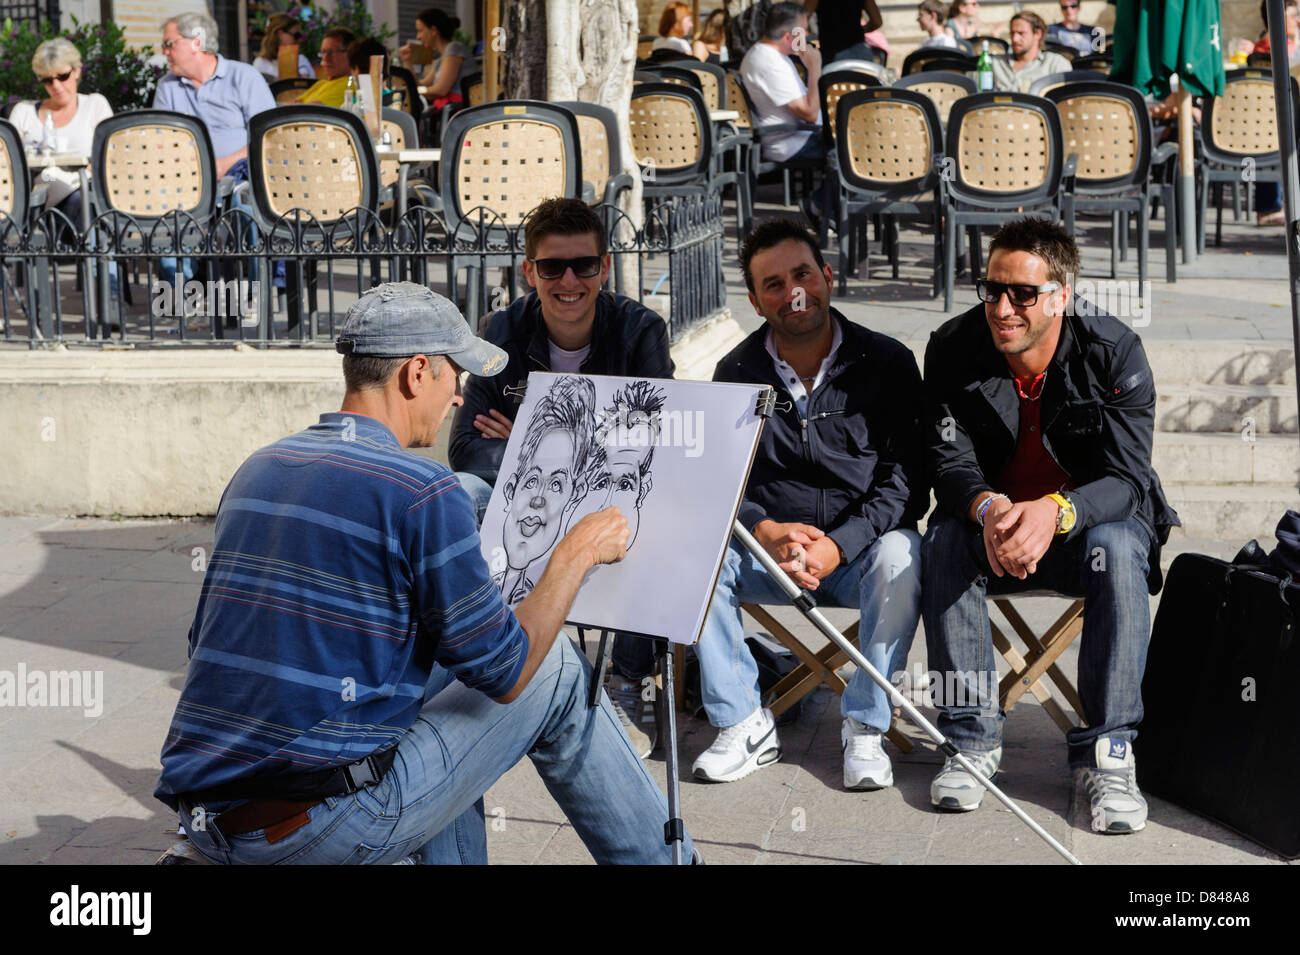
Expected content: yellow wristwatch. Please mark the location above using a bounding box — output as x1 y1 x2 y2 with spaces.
1045 493 1076 534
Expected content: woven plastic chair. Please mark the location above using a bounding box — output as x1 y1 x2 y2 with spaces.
389 65 423 117
660 59 728 110
640 64 705 95
903 49 976 77
629 81 744 236
379 107 439 213
824 58 894 87
1027 69 1113 96
893 70 976 129
1047 80 1178 285
941 92 1076 309
0 117 45 331
246 105 381 337
439 100 583 322
1071 53 1113 74
1197 68 1295 249
833 87 945 295
971 35 1010 55
269 77 315 104
727 69 823 214
637 36 655 60
463 72 485 107
90 110 221 338
1042 40 1078 62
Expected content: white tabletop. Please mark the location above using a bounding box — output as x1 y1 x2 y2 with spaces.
375 147 442 163
26 152 89 170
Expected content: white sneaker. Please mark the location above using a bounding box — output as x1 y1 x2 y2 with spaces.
930 746 1002 811
842 717 893 790
1081 737 1147 834
692 707 780 783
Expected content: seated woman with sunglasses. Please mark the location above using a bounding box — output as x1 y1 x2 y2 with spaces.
9 38 112 230
252 13 316 81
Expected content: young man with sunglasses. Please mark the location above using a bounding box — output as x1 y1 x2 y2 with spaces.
921 217 1179 833
449 197 673 759
1046 1 1101 56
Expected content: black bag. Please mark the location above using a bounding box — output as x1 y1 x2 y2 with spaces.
683 635 802 725
1137 551 1300 858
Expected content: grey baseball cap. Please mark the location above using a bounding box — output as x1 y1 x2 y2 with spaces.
335 282 508 377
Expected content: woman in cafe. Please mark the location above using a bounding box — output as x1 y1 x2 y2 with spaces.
252 13 316 81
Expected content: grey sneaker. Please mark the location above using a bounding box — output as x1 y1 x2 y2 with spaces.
1081 737 1147 834
930 746 1002 811
606 673 657 759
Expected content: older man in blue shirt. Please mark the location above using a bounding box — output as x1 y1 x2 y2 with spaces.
154 13 275 178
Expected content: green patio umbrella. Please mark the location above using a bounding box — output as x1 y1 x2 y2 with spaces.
1110 0 1226 265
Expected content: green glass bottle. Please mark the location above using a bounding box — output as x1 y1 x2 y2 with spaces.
977 40 993 92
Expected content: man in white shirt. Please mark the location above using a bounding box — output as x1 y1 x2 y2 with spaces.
917 0 962 50
739 2 823 164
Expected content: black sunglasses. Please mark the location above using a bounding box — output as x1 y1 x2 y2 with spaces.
39 69 74 86
975 279 1061 307
1060 2 1079 7
531 256 602 280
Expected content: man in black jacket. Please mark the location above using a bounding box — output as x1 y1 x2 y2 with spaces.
692 219 928 788
448 198 674 759
921 217 1178 833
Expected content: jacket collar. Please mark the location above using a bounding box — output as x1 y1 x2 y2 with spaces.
524 291 610 371
734 307 866 385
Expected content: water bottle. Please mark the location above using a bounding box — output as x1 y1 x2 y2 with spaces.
976 40 994 92
41 111 57 156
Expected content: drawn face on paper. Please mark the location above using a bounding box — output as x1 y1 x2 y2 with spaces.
503 428 581 570
592 423 654 548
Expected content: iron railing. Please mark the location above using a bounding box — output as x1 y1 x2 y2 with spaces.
0 195 727 347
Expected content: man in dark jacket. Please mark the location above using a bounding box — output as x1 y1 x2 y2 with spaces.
692 219 928 788
921 217 1178 833
448 197 674 759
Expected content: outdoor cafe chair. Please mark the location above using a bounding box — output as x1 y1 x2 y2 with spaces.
1027 69 1113 96
815 67 888 248
971 35 1010 55
389 65 423 117
639 64 705 95
1071 53 1113 74
0 116 48 332
1046 80 1179 285
89 110 222 339
824 58 894 87
245 104 382 339
902 49 977 77
439 99 584 325
893 70 976 130
1043 40 1079 62
268 77 314 105
727 70 822 213
941 92 1076 309
832 87 945 296
629 81 745 237
1197 68 1294 250
660 59 729 110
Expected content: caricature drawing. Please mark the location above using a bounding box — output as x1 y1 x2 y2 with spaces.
495 376 597 604
588 381 667 550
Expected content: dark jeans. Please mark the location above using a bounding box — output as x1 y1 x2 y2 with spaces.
921 514 1153 768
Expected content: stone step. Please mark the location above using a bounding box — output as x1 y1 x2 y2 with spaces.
1163 483 1299 541
1152 432 1300 485
1146 341 1295 388
1155 383 1298 434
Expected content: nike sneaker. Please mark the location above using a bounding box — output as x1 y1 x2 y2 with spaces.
691 706 781 783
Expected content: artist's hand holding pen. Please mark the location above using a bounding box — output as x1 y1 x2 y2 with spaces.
473 409 514 439
753 520 841 591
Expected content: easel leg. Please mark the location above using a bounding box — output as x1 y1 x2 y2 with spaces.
657 641 685 865
587 629 610 709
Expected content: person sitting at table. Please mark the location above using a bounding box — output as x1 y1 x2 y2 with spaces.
9 37 112 233
990 11 1071 92
917 0 962 50
294 27 357 107
944 0 983 44
695 8 729 64
399 9 473 146
1045 1 1100 56
652 2 696 58
347 37 391 79
252 13 316 81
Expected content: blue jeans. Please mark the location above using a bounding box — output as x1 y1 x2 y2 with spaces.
456 471 494 527
180 636 691 864
921 515 1153 768
695 529 922 730
157 159 257 288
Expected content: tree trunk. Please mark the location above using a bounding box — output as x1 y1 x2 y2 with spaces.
501 0 642 225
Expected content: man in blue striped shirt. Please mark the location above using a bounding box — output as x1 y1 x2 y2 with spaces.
156 283 692 864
